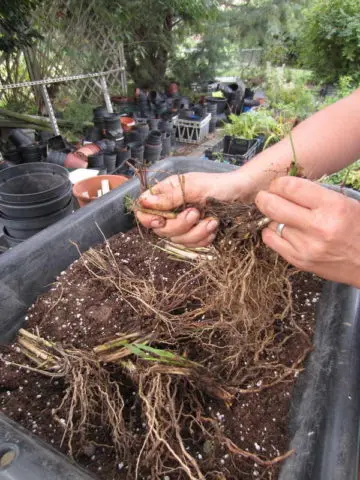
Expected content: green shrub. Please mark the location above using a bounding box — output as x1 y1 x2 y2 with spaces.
298 0 360 84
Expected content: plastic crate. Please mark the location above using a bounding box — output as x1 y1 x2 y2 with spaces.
176 113 211 144
204 136 262 166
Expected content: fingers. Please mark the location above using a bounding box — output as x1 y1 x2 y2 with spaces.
261 227 299 266
268 176 340 210
255 190 312 230
138 175 186 211
152 208 201 237
135 210 166 229
167 217 219 247
266 221 306 254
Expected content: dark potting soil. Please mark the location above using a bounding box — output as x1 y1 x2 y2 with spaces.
0 229 323 479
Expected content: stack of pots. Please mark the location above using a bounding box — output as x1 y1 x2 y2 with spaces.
130 143 144 163
134 122 149 144
8 129 44 163
103 151 117 172
93 106 109 132
207 102 217 133
116 145 131 170
88 153 106 174
161 132 171 158
144 130 162 164
158 117 175 150
0 163 73 247
104 113 123 141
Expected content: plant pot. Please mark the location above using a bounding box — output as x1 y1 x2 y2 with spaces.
47 136 67 151
105 114 123 140
161 132 171 157
116 146 131 167
72 175 129 207
8 129 33 148
120 116 136 132
95 139 116 152
130 143 144 163
147 130 162 145
88 153 104 169
103 152 117 172
4 224 43 240
0 183 72 218
134 122 149 144
19 144 42 163
148 118 160 131
205 97 227 115
1 198 73 235
125 130 142 145
93 106 109 118
0 163 69 205
46 151 67 166
76 143 101 161
2 227 24 247
3 148 22 164
223 135 256 155
64 153 88 169
85 126 103 142
158 119 173 134
209 119 217 133
144 143 162 164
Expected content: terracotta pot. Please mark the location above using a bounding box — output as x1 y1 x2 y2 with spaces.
72 174 129 207
75 143 100 161
64 153 88 169
120 116 136 132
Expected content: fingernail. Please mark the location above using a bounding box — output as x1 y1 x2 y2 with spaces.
140 191 159 203
208 233 217 243
206 219 218 232
150 218 165 228
186 209 200 223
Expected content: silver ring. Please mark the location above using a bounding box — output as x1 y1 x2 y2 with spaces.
276 223 286 238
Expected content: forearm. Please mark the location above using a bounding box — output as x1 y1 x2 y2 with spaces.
222 88 360 200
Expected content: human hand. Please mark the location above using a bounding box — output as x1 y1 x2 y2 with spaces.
136 172 243 247
255 176 360 288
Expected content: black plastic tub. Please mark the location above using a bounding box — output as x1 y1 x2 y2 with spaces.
0 158 359 480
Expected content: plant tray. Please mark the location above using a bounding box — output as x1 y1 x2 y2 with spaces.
204 136 263 166
176 113 211 144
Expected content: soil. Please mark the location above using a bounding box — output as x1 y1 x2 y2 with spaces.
0 228 323 480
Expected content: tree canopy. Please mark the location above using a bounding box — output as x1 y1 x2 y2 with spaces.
0 0 43 53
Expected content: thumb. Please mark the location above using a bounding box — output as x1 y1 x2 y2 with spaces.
138 176 186 211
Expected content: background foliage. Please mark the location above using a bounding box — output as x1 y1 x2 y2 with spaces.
298 0 360 84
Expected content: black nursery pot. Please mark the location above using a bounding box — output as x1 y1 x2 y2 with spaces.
103 152 117 172
116 146 131 167
223 135 256 155
46 150 66 166
144 143 162 164
161 132 171 157
147 130 162 145
0 183 72 219
130 143 145 163
19 144 42 163
8 129 33 148
4 148 22 164
105 114 122 136
87 153 104 169
134 122 149 144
